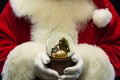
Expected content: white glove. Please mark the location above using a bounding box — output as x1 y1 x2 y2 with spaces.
34 52 60 80
60 53 84 80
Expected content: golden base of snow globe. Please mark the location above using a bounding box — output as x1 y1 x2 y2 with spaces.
47 57 75 75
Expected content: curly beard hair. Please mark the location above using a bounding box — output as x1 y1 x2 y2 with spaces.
10 0 96 42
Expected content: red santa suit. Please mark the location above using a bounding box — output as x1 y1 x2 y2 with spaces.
0 0 120 80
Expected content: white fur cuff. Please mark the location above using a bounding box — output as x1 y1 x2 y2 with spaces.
74 44 115 80
93 8 112 28
2 42 46 80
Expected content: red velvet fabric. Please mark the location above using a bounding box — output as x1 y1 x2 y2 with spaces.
0 2 31 73
0 1 120 77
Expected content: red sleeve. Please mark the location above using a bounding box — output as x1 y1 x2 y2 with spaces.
99 1 120 77
0 2 17 73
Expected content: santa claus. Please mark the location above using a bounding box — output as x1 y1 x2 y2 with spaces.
0 0 120 80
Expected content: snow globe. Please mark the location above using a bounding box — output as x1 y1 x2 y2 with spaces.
46 32 75 75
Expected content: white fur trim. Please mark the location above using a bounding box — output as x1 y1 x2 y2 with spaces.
74 44 115 80
93 8 112 28
2 42 46 80
10 0 41 17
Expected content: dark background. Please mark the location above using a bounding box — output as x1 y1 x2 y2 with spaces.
110 0 120 16
0 0 8 14
0 0 120 80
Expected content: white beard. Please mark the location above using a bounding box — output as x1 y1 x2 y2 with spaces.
10 0 96 44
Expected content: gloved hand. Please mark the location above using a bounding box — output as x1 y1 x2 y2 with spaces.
34 52 60 80
60 53 84 80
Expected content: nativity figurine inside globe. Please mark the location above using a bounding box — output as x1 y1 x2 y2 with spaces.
51 37 70 58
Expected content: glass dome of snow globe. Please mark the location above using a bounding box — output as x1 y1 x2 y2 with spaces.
46 32 74 58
